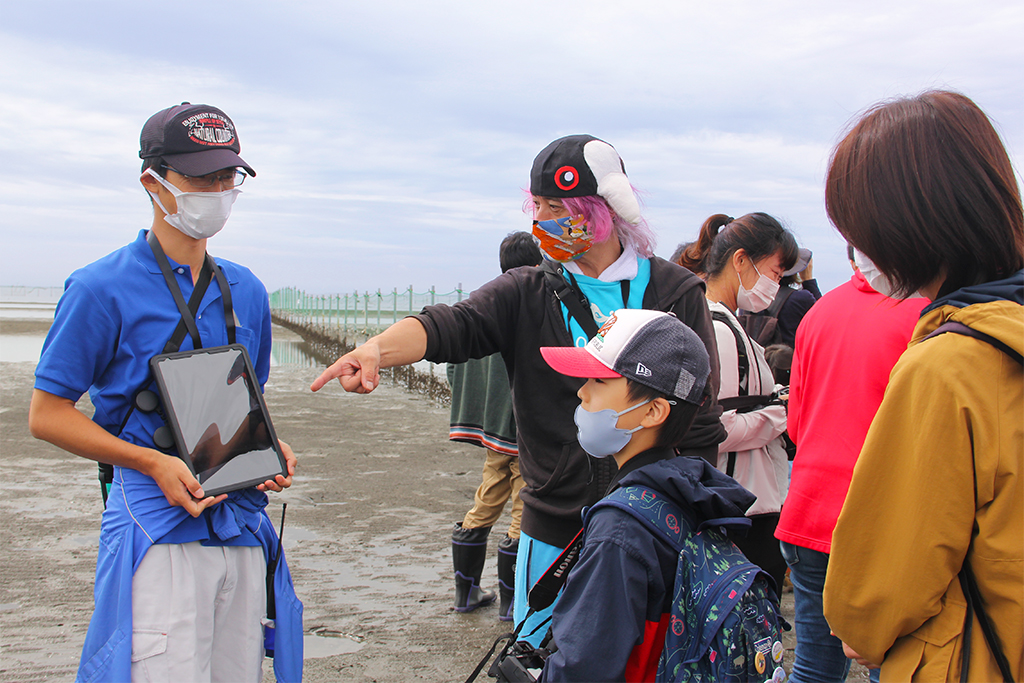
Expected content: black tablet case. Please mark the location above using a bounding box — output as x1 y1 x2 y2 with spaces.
150 344 287 496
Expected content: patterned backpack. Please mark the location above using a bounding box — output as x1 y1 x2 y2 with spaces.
587 485 788 683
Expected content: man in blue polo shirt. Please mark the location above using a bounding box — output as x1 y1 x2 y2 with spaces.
29 103 301 683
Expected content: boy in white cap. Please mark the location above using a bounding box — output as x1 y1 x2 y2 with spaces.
29 103 301 682
536 309 755 682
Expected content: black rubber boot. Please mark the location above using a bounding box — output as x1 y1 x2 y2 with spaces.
497 535 518 621
452 523 496 612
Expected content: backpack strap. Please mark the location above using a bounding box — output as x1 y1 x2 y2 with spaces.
586 485 751 553
718 394 777 413
924 319 1018 682
924 320 1022 365
713 310 758 477
712 310 749 389
959 562 1014 682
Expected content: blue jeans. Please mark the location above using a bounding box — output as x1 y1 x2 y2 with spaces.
779 541 852 683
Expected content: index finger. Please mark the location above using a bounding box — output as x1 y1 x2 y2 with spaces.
310 355 358 392
310 352 379 393
310 363 341 392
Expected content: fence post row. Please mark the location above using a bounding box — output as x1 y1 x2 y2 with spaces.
269 285 465 338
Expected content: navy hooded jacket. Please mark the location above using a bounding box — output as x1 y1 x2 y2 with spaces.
541 450 755 682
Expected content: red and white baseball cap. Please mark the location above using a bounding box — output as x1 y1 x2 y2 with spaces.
541 309 710 404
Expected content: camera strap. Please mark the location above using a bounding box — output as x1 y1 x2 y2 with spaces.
542 260 629 342
527 527 585 611
464 528 586 683
464 630 520 683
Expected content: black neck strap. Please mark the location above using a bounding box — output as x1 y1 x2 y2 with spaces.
146 230 235 353
541 260 631 341
214 252 236 345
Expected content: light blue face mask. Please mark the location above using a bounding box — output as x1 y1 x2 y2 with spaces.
573 399 651 458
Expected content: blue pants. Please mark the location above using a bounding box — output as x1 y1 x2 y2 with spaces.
513 532 564 647
780 541 852 683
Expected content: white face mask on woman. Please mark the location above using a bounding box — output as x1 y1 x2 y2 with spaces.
736 260 780 313
853 249 923 300
145 168 240 240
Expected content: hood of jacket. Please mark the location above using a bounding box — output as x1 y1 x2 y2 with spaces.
923 268 1023 313
616 456 756 523
646 256 708 310
914 269 1023 356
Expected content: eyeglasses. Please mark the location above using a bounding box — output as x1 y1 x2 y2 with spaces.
161 165 247 188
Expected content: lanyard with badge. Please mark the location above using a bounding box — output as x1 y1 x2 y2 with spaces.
146 228 235 353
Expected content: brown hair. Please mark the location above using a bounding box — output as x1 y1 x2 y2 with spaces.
676 213 798 277
826 90 1023 298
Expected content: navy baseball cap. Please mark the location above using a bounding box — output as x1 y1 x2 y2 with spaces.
140 102 255 177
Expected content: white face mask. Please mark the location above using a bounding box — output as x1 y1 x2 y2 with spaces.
853 249 922 299
573 399 651 458
736 260 780 313
145 168 240 240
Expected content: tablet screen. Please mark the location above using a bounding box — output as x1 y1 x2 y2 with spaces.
151 345 286 496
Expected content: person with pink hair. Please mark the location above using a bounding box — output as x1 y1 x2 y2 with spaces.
312 135 724 644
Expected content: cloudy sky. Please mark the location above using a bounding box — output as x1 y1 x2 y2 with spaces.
2 0 1022 298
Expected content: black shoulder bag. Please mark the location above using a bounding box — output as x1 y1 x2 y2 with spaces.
736 285 794 347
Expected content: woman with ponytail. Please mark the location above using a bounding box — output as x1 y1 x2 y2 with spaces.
678 212 798 591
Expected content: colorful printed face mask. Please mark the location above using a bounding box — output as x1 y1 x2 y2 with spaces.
532 215 594 262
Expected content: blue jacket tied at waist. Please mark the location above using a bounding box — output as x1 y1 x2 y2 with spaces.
76 468 303 683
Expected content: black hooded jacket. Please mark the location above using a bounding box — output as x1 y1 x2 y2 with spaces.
415 257 726 548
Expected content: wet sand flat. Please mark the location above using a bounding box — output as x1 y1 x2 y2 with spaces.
1 354 514 682
0 323 869 682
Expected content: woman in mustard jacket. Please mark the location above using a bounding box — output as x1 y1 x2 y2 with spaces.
821 90 1023 680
